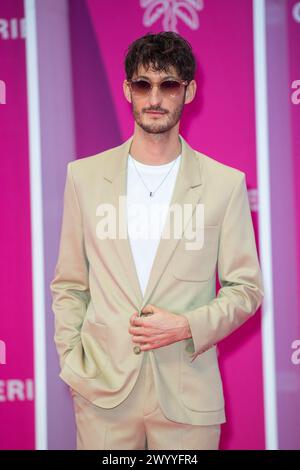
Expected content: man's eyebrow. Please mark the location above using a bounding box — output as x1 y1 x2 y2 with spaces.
134 75 179 80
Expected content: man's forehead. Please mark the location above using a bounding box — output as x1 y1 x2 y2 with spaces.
134 64 179 79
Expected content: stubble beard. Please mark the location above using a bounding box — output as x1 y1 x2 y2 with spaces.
132 97 185 135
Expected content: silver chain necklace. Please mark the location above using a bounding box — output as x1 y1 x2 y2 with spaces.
130 154 180 197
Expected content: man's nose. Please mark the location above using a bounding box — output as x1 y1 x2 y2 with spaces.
148 84 163 105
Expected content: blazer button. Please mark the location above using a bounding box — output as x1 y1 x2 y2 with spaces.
133 345 141 355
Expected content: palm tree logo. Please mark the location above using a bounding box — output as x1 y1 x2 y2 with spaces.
140 0 204 32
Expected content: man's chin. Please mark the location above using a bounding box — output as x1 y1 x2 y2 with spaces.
137 122 171 134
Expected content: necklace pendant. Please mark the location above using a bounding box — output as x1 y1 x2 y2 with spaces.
149 191 153 197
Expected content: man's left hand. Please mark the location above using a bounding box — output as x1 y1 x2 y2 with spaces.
128 304 192 351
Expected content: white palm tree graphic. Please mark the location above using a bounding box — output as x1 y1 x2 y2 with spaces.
140 0 204 32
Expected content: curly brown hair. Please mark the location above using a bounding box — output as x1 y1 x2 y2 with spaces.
124 31 196 82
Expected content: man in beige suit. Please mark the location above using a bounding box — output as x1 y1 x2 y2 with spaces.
50 32 264 450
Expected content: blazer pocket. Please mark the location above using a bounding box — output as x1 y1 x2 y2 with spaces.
180 346 225 412
172 226 219 282
64 318 110 379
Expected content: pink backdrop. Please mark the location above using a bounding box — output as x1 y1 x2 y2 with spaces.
0 0 35 450
288 0 300 291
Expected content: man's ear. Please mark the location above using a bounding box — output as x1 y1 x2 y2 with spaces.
123 80 132 103
184 80 197 105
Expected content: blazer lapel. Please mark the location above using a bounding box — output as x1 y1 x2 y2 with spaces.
102 135 143 307
102 134 203 311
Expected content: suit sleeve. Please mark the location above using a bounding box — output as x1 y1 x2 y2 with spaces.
181 173 264 362
50 162 90 369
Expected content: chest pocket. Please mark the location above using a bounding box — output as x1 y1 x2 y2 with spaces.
171 225 219 282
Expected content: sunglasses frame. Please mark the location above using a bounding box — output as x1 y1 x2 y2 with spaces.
126 78 189 97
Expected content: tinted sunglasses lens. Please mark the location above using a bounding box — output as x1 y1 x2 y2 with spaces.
130 80 184 96
130 80 151 94
160 80 182 94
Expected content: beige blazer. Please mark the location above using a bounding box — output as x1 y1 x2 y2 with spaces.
50 134 264 425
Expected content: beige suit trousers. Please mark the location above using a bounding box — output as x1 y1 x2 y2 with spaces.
69 351 221 450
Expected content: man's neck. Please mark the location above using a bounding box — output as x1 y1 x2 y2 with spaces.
129 130 182 166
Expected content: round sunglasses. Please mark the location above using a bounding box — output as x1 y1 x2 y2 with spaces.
126 78 189 97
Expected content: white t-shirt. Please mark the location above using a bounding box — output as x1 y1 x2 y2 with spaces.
126 152 182 296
